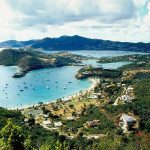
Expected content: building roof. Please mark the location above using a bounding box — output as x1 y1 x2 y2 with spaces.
93 93 101 96
24 118 29 123
88 95 99 99
127 87 134 90
43 114 49 118
86 120 100 127
121 95 133 102
54 121 63 127
66 116 75 121
121 114 136 123
43 120 52 125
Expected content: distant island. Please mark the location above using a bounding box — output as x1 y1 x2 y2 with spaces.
0 35 150 52
0 49 89 78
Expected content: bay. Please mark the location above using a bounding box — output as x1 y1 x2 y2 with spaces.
0 50 144 108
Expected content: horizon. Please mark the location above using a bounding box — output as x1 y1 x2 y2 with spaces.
0 34 150 44
0 0 150 42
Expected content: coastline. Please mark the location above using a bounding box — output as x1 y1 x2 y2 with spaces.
11 78 100 111
61 78 100 101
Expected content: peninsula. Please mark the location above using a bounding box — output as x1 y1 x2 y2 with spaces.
0 49 89 78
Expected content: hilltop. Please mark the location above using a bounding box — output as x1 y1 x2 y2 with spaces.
0 35 150 52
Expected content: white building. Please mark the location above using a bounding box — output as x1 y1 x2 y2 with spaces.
43 120 52 126
121 95 133 103
24 118 29 123
119 114 136 133
127 87 134 93
54 121 63 127
88 95 99 99
88 93 101 99
43 114 49 118
66 116 75 121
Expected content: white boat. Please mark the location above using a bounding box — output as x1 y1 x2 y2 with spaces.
46 86 49 89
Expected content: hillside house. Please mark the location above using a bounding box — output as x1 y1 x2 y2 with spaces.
54 121 63 127
66 116 75 121
43 120 52 126
88 93 101 99
127 86 134 93
119 114 137 133
86 120 100 127
121 94 133 103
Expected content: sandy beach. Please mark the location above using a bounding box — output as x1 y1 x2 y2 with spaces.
61 78 100 101
14 78 100 111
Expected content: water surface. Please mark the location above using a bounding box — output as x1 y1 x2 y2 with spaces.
0 66 91 109
0 50 144 108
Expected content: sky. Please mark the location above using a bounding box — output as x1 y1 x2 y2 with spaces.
0 0 150 42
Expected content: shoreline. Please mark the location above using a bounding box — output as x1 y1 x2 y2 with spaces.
9 78 100 111
61 78 100 101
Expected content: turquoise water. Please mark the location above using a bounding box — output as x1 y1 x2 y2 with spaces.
82 59 131 69
0 66 91 109
45 50 145 57
0 50 144 108
70 50 145 57
0 66 91 108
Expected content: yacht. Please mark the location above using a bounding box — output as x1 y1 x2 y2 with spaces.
46 86 49 89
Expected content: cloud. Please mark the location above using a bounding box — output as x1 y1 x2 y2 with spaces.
143 1 150 26
5 0 137 27
0 0 149 42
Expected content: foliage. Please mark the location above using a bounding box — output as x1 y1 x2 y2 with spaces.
0 119 25 150
65 106 115 134
0 107 23 129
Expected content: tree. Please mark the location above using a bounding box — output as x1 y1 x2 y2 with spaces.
24 135 33 150
41 107 49 114
0 119 25 150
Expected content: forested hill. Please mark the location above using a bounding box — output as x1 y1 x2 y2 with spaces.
0 35 150 52
0 49 86 77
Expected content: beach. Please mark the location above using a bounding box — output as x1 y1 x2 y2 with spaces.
61 78 100 101
21 77 103 121
16 78 100 111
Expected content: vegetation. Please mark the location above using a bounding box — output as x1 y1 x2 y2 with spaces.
98 54 150 63
1 72 150 149
0 119 25 150
76 66 122 79
64 105 115 134
0 107 23 129
1 35 150 52
0 49 88 78
105 77 150 133
0 52 150 149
